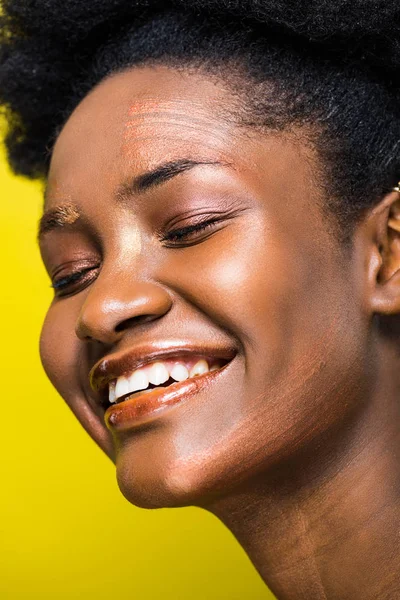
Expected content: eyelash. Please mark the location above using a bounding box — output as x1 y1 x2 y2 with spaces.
160 218 219 244
52 267 98 294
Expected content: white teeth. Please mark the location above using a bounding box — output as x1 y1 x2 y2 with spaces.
113 369 149 402
114 376 131 400
189 359 209 377
170 363 189 382
108 357 222 404
127 369 149 394
147 362 170 386
109 381 117 404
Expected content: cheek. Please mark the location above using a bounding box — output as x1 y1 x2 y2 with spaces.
40 300 81 402
144 223 366 482
158 217 324 355
158 220 276 338
40 300 115 460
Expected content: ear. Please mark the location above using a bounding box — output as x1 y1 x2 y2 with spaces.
362 189 400 316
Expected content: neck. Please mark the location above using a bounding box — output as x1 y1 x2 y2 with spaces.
208 345 400 600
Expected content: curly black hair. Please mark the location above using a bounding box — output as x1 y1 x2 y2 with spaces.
1 1 400 240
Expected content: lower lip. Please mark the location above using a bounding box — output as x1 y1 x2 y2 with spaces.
104 363 231 432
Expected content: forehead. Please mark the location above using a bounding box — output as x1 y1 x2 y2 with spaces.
47 65 249 205
45 64 324 240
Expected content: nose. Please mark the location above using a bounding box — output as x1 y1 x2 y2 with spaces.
75 274 173 345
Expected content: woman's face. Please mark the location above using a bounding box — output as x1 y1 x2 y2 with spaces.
39 65 370 508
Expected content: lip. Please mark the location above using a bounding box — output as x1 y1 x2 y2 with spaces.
104 359 233 431
90 341 237 395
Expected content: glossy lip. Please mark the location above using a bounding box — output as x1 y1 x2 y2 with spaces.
104 359 233 432
89 341 237 395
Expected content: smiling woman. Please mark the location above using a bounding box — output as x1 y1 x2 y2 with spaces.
2 1 400 599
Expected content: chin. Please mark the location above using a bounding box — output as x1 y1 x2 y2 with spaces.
114 441 228 510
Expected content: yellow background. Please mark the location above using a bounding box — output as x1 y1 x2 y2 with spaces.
0 147 274 599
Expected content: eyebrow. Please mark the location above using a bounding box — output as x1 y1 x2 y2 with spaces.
39 158 229 240
38 203 81 240
116 158 227 199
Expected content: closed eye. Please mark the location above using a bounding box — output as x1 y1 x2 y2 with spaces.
161 218 219 244
52 266 99 296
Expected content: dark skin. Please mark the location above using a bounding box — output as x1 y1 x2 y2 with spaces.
39 65 400 599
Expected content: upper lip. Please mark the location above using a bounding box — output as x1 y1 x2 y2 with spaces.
89 342 237 395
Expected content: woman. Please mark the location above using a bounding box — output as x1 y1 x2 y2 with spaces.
1 1 400 598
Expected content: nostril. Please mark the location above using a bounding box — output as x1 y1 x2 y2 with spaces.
114 313 161 333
